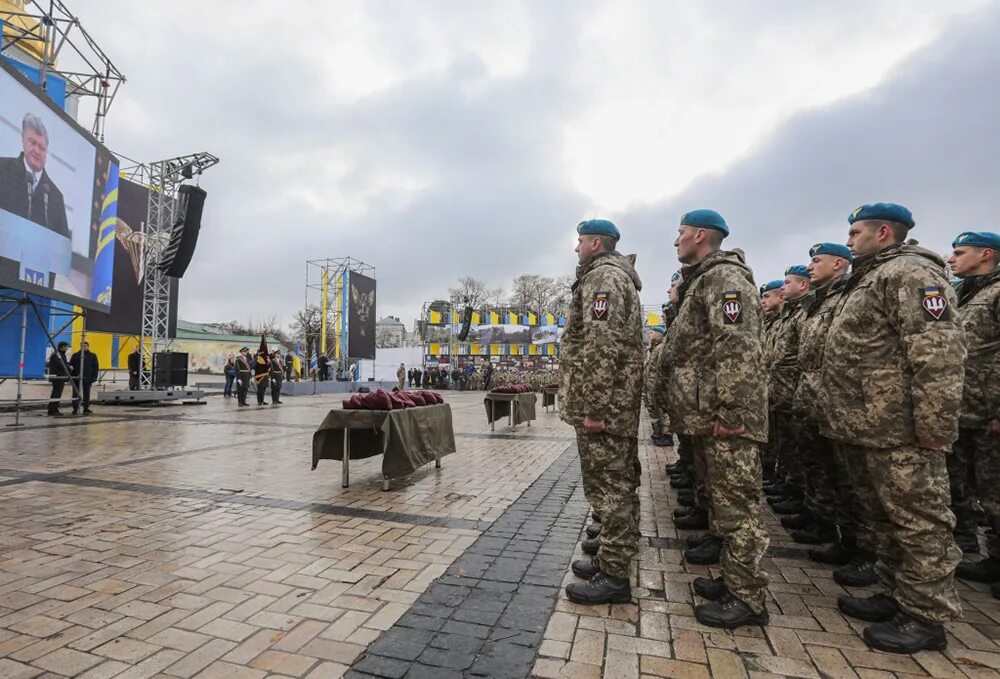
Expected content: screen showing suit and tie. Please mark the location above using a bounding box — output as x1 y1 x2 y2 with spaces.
0 56 119 311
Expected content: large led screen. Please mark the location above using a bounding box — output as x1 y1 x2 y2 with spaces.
0 57 118 311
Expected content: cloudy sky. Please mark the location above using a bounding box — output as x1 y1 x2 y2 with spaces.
71 0 999 326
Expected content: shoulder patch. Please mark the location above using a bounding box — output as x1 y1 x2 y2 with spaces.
722 290 743 324
921 286 949 321
592 291 610 320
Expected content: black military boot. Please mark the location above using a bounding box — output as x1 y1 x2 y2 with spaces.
686 533 714 549
954 532 981 554
586 524 601 539
833 555 878 587
789 523 838 545
762 481 788 497
676 491 695 507
863 611 947 654
673 506 696 519
809 540 856 566
684 536 722 565
694 594 769 629
956 557 1000 583
780 513 814 530
837 593 898 622
665 461 685 474
591 511 601 523
581 538 599 556
670 475 693 490
692 576 727 601
770 499 804 515
651 421 662 441
653 435 673 447
571 559 600 579
674 511 709 531
565 571 631 605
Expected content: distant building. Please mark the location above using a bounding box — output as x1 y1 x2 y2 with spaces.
376 316 406 348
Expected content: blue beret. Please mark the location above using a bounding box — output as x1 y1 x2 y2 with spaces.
809 242 853 261
760 280 783 295
577 219 620 239
785 265 809 278
649 325 666 334
680 209 729 237
670 271 681 283
952 231 1000 249
848 202 915 229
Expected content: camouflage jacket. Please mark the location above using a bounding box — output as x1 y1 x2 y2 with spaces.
559 251 644 436
819 244 966 448
767 297 805 410
761 310 781 369
956 267 1000 429
644 338 665 406
793 278 846 421
665 249 768 442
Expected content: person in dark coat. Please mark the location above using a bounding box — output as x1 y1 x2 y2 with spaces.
0 113 70 237
318 354 329 381
69 341 99 415
284 351 294 381
223 356 236 397
254 349 270 406
46 341 71 416
127 348 142 391
234 348 252 406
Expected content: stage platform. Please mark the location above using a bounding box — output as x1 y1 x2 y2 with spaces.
96 389 206 405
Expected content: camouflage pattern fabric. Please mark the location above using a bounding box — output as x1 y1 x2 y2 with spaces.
665 249 768 442
772 411 805 495
576 429 640 579
699 435 770 612
820 243 964 622
955 268 1000 429
798 421 838 522
794 279 846 422
855 443 963 622
559 251 644 438
819 243 966 449
644 339 665 421
965 429 1000 559
834 442 879 554
949 428 986 546
759 309 782 479
690 435 716 533
767 298 804 411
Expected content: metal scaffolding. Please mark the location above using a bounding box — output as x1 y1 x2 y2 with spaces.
305 258 375 376
136 153 219 388
0 0 126 140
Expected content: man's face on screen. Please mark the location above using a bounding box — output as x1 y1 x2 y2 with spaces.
22 129 48 173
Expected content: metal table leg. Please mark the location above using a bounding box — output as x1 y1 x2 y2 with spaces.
342 428 350 488
491 399 495 432
511 400 516 432
382 476 390 491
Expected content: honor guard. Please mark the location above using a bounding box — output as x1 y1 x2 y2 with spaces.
235 348 252 407
269 351 284 405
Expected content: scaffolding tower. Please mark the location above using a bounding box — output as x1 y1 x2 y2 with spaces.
305 258 375 376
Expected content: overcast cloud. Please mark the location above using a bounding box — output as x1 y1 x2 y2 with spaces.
72 0 998 325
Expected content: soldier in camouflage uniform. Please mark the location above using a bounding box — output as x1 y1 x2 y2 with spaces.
765 267 809 518
758 280 784 488
793 244 871 571
644 326 668 444
667 209 770 629
947 232 1000 596
560 219 644 605
821 203 964 654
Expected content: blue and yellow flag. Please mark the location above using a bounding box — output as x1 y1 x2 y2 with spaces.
92 162 119 306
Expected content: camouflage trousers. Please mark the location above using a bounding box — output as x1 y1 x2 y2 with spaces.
771 411 805 495
828 440 869 551
953 428 1000 558
798 421 839 523
576 429 641 579
947 428 982 544
685 434 712 525
696 435 770 612
845 443 962 622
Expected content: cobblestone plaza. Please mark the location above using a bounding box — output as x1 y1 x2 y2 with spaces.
1 392 998 679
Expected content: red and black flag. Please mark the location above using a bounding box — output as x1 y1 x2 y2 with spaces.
254 334 270 382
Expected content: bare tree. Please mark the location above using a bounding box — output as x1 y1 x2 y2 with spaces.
291 305 329 362
448 276 505 310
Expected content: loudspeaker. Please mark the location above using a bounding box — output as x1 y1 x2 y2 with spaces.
159 185 207 278
152 351 189 388
456 306 473 341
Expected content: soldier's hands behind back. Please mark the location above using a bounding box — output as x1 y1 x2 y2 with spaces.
713 421 745 438
583 416 607 434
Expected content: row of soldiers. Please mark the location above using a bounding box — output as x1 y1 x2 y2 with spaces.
233 346 285 407
559 206 1000 655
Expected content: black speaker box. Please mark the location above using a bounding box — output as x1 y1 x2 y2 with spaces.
152 351 189 388
159 185 207 278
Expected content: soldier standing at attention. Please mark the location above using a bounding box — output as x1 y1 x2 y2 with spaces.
397 363 406 391
269 351 284 405
766 266 810 519
757 280 784 489
821 203 965 653
667 209 770 629
946 232 1000 594
794 244 869 572
235 347 251 407
644 325 667 444
559 218 644 605
253 349 270 406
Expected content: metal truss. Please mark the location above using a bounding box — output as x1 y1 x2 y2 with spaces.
0 0 126 140
138 153 219 389
305 257 375 374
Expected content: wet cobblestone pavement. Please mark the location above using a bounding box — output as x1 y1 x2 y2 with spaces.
0 392 998 678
